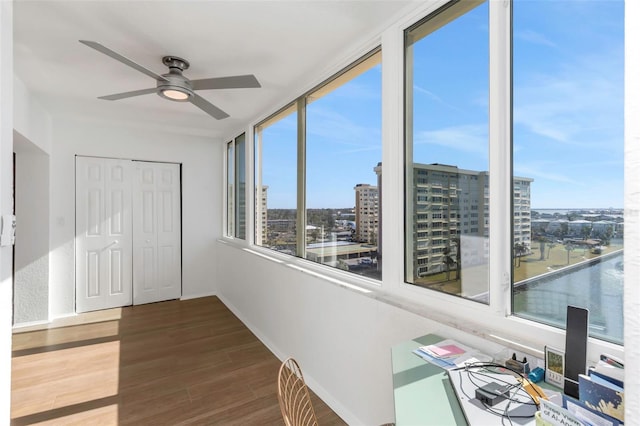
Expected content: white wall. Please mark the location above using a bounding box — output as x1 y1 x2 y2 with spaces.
0 0 12 420
49 117 221 318
215 3 640 425
14 77 52 154
216 243 509 425
624 0 640 423
12 78 53 327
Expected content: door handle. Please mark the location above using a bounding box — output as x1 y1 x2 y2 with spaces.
103 240 119 251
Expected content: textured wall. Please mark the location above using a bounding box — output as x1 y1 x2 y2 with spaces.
13 139 49 325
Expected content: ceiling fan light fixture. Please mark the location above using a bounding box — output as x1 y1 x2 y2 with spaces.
159 88 190 101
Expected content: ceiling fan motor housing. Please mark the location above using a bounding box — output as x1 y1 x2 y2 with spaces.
157 56 194 101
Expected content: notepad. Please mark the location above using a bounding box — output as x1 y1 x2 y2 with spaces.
417 340 467 359
423 344 465 358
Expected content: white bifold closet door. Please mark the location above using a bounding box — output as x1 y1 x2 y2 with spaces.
75 156 181 313
76 157 133 312
132 161 181 305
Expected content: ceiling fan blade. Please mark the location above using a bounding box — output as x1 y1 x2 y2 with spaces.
98 88 157 101
79 40 168 82
190 75 261 91
190 93 230 120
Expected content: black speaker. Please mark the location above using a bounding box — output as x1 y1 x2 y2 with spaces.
563 305 589 398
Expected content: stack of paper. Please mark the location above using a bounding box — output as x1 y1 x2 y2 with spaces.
419 343 466 359
413 339 490 370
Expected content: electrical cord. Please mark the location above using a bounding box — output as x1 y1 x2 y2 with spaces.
466 368 537 406
455 361 546 405
454 362 540 424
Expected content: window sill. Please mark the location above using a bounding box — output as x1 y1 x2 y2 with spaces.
216 238 624 363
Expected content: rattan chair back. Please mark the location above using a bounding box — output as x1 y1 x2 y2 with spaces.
277 357 319 426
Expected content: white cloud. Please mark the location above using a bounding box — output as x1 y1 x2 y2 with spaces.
514 29 556 48
513 53 623 146
413 84 463 112
306 106 380 150
414 124 487 155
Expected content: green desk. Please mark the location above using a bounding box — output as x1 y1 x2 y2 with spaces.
391 334 467 425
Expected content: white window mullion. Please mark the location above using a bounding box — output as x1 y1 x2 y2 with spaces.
488 0 512 316
381 24 406 291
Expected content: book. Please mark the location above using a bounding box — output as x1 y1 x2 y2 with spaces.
578 374 624 422
588 369 623 392
538 398 585 426
589 367 623 390
563 394 622 426
591 357 624 387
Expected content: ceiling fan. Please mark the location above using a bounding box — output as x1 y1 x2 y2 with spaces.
79 40 261 120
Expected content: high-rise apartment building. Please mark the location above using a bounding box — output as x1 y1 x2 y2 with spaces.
255 185 268 245
354 183 379 244
409 164 489 279
513 177 533 246
375 163 532 280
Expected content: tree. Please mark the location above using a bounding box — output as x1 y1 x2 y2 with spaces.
443 245 456 281
560 222 569 240
443 256 456 280
514 243 526 268
539 238 546 261
547 242 556 259
452 237 461 280
565 243 574 265
603 226 614 246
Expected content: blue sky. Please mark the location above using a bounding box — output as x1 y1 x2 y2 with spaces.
260 0 624 210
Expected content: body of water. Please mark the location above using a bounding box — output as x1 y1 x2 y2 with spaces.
514 251 623 344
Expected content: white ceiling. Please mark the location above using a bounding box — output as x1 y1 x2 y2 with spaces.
13 0 419 140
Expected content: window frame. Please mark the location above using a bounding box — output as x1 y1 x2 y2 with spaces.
391 0 623 359
228 0 626 361
226 140 234 238
225 133 247 240
253 47 383 280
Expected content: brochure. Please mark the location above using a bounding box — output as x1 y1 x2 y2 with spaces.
413 339 490 370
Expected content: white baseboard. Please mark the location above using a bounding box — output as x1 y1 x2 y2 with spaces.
180 291 217 301
12 319 50 331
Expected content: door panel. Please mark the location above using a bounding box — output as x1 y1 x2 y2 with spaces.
76 157 133 313
133 162 181 304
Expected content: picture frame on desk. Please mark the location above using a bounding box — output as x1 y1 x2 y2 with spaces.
545 345 565 388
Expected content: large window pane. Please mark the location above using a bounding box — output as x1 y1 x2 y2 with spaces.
226 141 234 237
512 0 624 344
405 1 490 302
225 134 246 240
255 105 298 255
235 134 246 239
305 50 382 279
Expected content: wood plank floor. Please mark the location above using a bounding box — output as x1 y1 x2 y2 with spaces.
11 296 346 425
